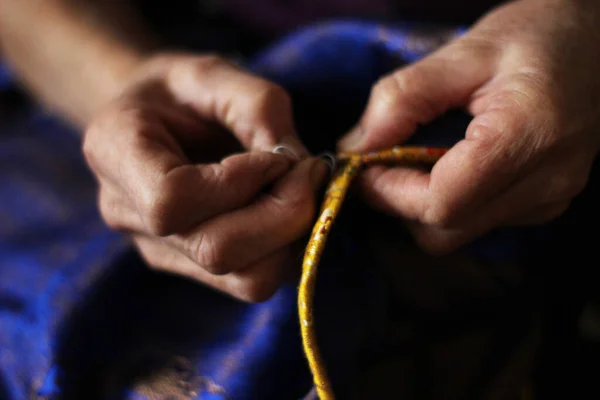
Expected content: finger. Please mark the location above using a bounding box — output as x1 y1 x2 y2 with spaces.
125 97 240 160
135 149 293 236
356 165 432 219
134 234 291 302
97 184 144 231
83 104 191 190
337 37 497 152
167 55 308 157
115 82 246 161
226 247 291 303
461 149 590 227
403 153 586 255
356 87 557 228
171 157 328 275
86 111 294 236
405 200 571 255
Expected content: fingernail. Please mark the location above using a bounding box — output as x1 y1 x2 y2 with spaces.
337 125 364 151
309 157 329 189
272 144 301 161
317 152 337 177
274 135 310 161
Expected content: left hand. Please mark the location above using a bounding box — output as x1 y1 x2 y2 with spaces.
338 0 600 254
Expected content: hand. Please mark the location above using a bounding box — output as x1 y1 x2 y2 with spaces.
338 0 600 254
83 53 327 301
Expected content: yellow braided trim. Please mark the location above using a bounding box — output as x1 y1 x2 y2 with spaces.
298 147 448 399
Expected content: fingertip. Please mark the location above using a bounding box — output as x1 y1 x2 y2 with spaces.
337 125 365 152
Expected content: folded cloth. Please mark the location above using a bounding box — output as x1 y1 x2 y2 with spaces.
0 20 596 400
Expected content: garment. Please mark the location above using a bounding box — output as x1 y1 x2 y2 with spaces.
1 19 598 400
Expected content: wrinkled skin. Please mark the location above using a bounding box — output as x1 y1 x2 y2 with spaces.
339 0 600 254
83 54 327 302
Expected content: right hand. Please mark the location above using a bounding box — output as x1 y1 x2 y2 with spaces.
83 54 327 302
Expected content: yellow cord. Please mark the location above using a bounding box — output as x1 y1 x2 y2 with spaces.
298 146 448 400
298 156 362 400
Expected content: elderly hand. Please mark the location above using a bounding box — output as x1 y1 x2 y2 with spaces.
338 0 600 254
83 54 327 301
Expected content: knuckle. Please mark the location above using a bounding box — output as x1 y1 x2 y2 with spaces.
191 234 231 275
82 123 97 156
106 107 158 156
212 163 235 189
81 132 98 172
390 69 420 96
421 200 456 228
371 76 406 111
237 281 279 303
139 180 178 236
371 71 441 121
115 106 153 138
140 201 170 237
82 117 116 171
134 246 166 273
468 109 525 142
447 37 496 63
97 192 122 231
210 163 248 202
253 83 291 112
195 54 229 75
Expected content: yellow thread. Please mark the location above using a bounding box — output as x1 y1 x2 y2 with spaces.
298 146 448 399
299 156 362 400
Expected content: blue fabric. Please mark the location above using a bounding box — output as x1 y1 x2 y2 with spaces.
0 20 574 399
0 64 11 90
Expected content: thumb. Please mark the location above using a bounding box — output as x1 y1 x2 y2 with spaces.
167 55 308 158
338 39 496 152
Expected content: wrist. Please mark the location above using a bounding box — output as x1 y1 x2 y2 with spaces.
75 42 149 127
